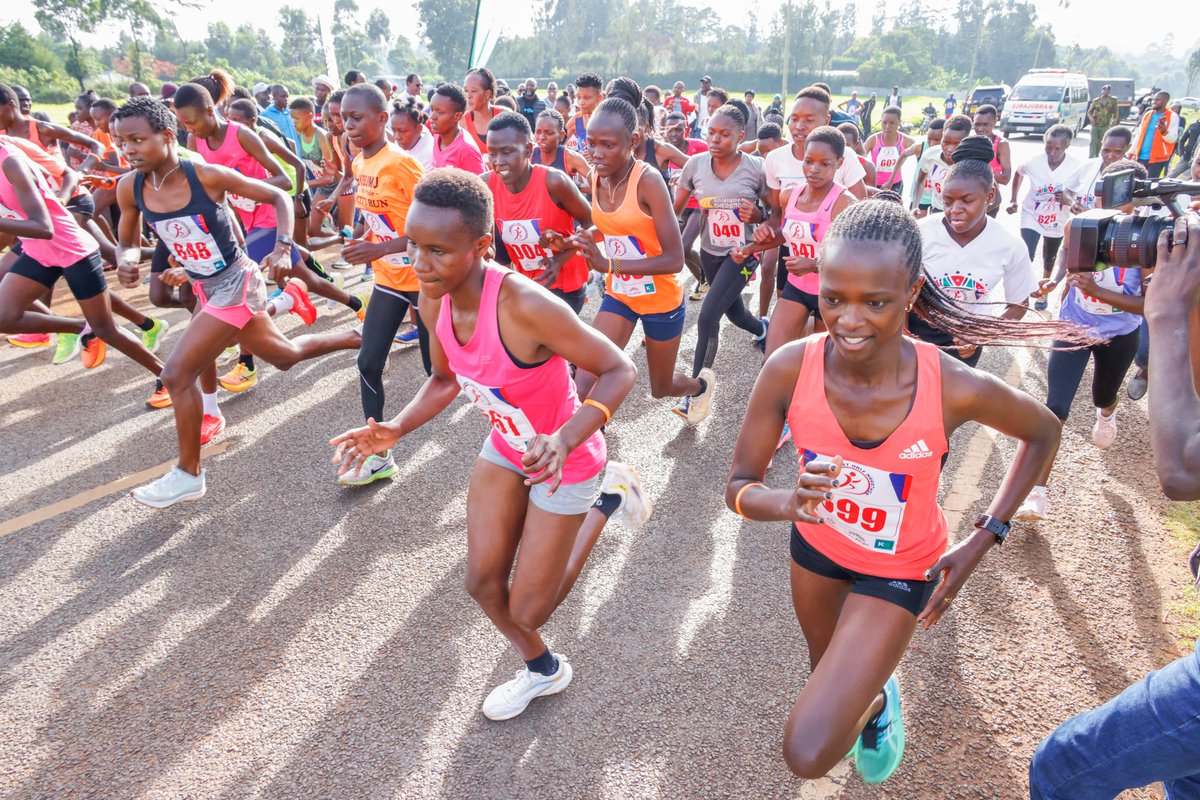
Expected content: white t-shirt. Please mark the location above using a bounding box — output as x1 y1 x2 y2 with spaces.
1017 152 1080 237
403 130 436 172
764 142 867 193
917 146 951 210
919 214 1038 313
1067 157 1105 211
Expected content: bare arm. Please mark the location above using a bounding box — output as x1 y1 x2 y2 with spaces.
238 125 292 193
0 158 53 239
995 138 1012 186
259 128 306 195
655 139 689 169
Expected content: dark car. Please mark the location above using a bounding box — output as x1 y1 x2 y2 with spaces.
966 84 1012 115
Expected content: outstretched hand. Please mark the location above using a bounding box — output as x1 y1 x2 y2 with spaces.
329 418 402 476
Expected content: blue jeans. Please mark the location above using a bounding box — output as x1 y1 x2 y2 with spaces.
1029 638 1200 799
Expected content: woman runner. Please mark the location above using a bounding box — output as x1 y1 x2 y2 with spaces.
531 108 591 190
111 97 361 508
463 67 503 156
566 77 713 423
331 169 650 721
862 106 912 194
484 111 593 314
726 196 1077 784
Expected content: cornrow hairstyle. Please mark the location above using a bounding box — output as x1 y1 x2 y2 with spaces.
346 83 387 114
944 134 996 189
709 87 730 105
414 167 493 238
795 85 831 107
434 82 467 113
289 96 315 113
392 95 427 127
837 121 861 145
90 97 118 115
944 114 973 136
636 98 653 130
187 69 233 106
758 122 783 141
466 67 496 99
723 99 749 129
806 125 846 158
229 98 260 120
974 103 998 118
712 101 747 131
874 189 903 204
1102 125 1132 148
173 82 215 111
112 96 178 135
825 198 1093 350
575 72 603 91
537 107 566 133
596 76 642 135
489 109 531 138
1046 123 1074 142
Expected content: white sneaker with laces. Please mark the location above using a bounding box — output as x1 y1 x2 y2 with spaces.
1092 408 1118 450
1014 485 1048 522
338 451 397 486
482 654 573 721
686 368 716 425
602 461 653 528
131 467 206 508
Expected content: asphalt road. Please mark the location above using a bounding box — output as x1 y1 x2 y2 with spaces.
0 133 1191 799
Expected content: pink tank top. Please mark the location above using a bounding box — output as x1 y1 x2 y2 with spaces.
788 334 949 580
870 134 904 187
0 142 97 266
780 182 845 294
989 133 1003 177
437 261 606 483
195 121 275 231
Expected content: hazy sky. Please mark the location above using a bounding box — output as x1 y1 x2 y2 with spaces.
9 0 1195 60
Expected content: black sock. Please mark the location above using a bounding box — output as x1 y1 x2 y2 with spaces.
525 648 558 676
81 331 95 346
239 354 255 370
347 295 363 312
137 317 156 332
154 378 164 392
692 377 708 398
593 491 622 518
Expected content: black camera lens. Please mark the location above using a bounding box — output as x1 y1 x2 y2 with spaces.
1101 214 1172 269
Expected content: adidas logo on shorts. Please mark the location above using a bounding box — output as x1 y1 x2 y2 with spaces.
898 439 935 459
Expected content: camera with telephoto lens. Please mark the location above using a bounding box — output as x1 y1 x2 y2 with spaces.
1064 169 1199 272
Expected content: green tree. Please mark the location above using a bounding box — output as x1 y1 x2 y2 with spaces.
418 0 475 77
1188 48 1200 95
279 7 320 69
0 24 61 74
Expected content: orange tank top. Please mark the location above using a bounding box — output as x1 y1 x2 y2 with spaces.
788 334 949 580
591 160 683 315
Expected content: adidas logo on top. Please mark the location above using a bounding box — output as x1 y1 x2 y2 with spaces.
898 439 935 459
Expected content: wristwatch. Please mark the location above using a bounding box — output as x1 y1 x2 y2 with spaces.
276 234 295 248
975 514 1011 545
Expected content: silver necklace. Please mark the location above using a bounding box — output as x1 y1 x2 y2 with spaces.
604 159 636 207
150 163 181 191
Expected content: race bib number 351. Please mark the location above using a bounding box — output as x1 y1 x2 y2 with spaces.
803 449 913 554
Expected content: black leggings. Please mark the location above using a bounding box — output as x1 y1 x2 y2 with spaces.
1045 329 1140 421
693 250 763 376
1020 228 1063 276
358 286 431 422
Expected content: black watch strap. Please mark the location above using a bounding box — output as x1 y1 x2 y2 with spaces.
975 514 1011 545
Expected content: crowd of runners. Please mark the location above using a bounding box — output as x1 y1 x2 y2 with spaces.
1 64 1199 796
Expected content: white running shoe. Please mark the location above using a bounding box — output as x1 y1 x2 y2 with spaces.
337 451 398 486
686 368 716 425
1014 485 1048 522
217 345 240 366
131 467 206 508
602 461 653 529
1092 408 1118 450
482 654 573 721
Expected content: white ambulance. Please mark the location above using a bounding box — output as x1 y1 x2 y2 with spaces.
999 69 1090 137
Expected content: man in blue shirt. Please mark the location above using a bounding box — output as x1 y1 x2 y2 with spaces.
260 84 299 148
944 93 957 118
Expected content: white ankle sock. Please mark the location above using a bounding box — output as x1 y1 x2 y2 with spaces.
202 391 220 416
269 291 295 316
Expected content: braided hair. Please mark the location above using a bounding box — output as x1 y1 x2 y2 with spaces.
536 107 566 133
595 76 642 135
112 96 178 136
944 134 995 189
825 197 1094 349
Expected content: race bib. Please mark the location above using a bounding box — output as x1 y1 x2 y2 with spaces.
501 218 551 273
457 375 535 452
707 208 745 249
1034 199 1062 231
803 449 912 554
875 146 900 173
782 218 818 260
153 214 227 276
1075 267 1125 315
364 211 412 267
602 234 655 297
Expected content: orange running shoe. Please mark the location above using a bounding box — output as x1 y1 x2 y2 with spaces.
81 336 106 368
146 381 173 409
218 362 258 392
283 280 317 325
199 413 226 444
7 333 51 348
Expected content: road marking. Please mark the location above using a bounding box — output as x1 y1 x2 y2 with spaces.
0 442 231 538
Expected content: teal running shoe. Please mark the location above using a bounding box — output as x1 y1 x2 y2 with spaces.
855 674 905 784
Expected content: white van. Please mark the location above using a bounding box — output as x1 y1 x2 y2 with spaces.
999 69 1090 137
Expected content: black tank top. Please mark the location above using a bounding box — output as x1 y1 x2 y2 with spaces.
642 138 669 184
134 159 245 279
533 145 566 173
